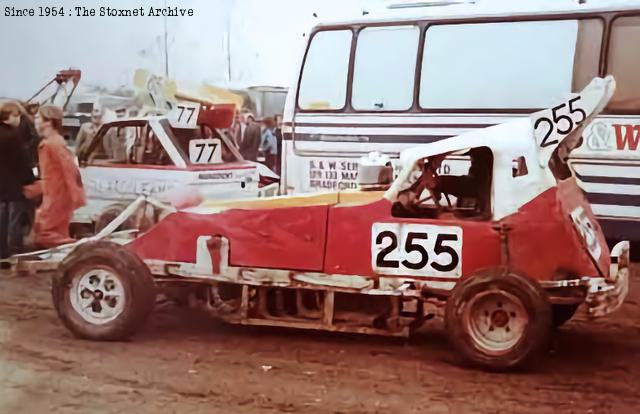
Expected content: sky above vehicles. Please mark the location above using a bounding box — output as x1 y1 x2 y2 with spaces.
0 0 579 99
0 0 376 99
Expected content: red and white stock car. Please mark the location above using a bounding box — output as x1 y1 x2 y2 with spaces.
14 78 630 370
74 103 278 233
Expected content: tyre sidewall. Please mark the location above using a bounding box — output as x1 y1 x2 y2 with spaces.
52 242 156 341
445 270 552 370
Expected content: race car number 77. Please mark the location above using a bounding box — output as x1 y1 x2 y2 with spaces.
189 138 222 164
168 102 200 128
371 223 463 278
176 105 196 124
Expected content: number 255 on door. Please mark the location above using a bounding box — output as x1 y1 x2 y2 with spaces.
371 223 463 278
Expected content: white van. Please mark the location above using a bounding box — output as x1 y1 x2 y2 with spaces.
281 0 640 250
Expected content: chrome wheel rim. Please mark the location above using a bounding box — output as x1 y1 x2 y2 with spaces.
69 268 126 325
464 290 528 355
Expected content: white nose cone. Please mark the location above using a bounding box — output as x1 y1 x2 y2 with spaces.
530 75 616 168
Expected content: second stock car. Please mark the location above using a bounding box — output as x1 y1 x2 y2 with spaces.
73 103 278 233
20 77 629 370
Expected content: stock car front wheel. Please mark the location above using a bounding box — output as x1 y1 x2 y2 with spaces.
52 241 157 341
444 269 552 371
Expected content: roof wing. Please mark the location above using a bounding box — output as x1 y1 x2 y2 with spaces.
530 76 616 169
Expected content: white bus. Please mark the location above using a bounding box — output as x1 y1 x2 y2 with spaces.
281 0 640 251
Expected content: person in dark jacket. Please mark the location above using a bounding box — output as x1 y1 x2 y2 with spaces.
0 102 36 260
13 105 40 250
238 114 262 161
17 106 40 167
274 115 283 175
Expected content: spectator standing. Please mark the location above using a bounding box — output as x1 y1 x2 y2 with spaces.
13 104 40 251
273 115 283 175
0 102 36 259
231 110 245 150
15 103 40 167
103 126 128 162
260 117 278 172
239 114 261 161
75 107 103 157
34 105 86 248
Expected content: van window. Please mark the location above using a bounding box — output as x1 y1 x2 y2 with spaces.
572 19 603 92
298 30 352 110
352 26 419 111
607 16 640 111
419 20 598 109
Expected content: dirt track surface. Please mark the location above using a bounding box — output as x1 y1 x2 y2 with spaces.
1 266 639 414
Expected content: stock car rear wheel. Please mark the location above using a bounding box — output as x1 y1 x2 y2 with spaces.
445 269 552 371
52 241 157 341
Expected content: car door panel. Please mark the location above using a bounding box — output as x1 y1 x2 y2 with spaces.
324 199 502 281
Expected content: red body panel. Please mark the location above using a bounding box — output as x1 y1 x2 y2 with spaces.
556 178 610 276
128 179 608 283
128 205 329 271
323 199 502 278
504 184 606 282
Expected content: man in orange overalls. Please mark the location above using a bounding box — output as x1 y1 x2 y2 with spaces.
33 105 86 248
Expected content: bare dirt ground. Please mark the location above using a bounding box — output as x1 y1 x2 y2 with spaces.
1 266 639 414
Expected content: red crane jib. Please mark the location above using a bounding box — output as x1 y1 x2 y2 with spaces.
55 69 81 85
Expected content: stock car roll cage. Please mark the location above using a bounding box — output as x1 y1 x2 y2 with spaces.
78 116 243 168
392 147 494 220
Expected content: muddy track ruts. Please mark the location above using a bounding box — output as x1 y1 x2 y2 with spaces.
1 267 639 413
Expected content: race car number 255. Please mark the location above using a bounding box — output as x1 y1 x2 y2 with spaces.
371 223 462 278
